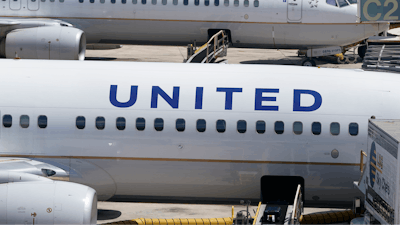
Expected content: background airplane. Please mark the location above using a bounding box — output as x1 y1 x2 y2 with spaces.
0 0 389 60
0 59 399 223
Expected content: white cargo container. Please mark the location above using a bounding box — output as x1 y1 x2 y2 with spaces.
355 119 400 224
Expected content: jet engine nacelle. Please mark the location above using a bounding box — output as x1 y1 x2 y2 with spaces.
0 26 86 60
0 181 97 224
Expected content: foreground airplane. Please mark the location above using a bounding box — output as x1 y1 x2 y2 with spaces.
0 59 399 223
0 0 390 60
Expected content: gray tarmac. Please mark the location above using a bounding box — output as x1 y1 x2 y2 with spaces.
89 44 355 224
85 45 362 69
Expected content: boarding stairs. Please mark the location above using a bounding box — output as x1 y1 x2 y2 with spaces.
186 30 229 63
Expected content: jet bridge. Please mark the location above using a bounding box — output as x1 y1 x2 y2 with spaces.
185 30 229 63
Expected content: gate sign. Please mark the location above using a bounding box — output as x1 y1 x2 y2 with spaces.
359 0 400 21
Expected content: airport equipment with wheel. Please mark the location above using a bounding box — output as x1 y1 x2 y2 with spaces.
353 119 400 225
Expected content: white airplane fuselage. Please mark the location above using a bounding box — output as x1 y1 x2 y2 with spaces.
0 0 389 49
0 59 399 206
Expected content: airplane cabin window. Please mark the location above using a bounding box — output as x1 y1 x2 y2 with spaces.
38 115 47 129
152 0 157 4
256 120 265 134
194 0 199 5
78 0 83 2
173 0 177 5
162 0 167 5
3 115 12 128
349 123 359 136
224 0 228 6
176 118 185 132
216 119 226 133
214 0 219 5
116 117 126 130
197 119 206 132
122 0 127 3
326 0 337 6
293 121 302 135
90 0 94 2
132 0 137 3
337 0 348 6
142 0 146 4
76 116 85 129
183 0 188 4
96 117 105 130
237 120 246 133
50 0 55 2
111 0 115 3
274 121 284 134
244 0 248 6
136 118 146 131
100 0 105 2
205 0 209 6
20 115 29 128
254 0 258 7
234 0 238 6
330 122 340 135
60 0 64 2
154 118 164 131
347 0 356 3
312 122 321 135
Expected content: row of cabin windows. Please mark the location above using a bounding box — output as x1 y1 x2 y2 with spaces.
69 0 262 7
85 116 359 136
2 115 47 129
2 114 359 136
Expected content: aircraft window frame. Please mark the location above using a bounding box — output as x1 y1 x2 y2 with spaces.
293 121 303 135
196 119 206 132
154 118 164 131
122 0 127 3
78 0 83 2
111 0 116 3
176 118 185 132
326 0 338 6
216 119 226 133
233 0 238 6
142 0 146 4
89 0 94 2
194 0 199 5
100 0 105 2
337 0 349 7
330 122 340 136
214 0 219 6
237 120 247 133
254 0 258 7
162 0 167 5
274 121 284 134
224 0 228 6
136 118 146 131
205 0 209 6
96 117 105 130
349 122 359 136
152 0 157 5
132 0 137 3
256 120 265 134
20 115 29 129
116 117 126 131
76 116 86 130
38 115 47 129
3 115 12 128
173 0 177 5
243 0 249 6
60 0 64 2
312 122 321 135
183 0 188 5
50 0 55 2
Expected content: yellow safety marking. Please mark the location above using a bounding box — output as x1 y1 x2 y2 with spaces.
370 161 383 173
252 202 262 225
299 210 358 224
194 44 208 54
372 170 376 175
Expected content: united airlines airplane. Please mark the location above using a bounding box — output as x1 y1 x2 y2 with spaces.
0 0 390 60
0 59 398 224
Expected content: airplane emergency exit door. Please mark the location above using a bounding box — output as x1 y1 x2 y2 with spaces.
10 0 21 10
287 0 302 22
27 0 39 11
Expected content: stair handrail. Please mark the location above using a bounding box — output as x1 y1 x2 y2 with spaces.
206 30 227 63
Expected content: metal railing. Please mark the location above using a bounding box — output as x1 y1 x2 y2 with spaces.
204 30 228 63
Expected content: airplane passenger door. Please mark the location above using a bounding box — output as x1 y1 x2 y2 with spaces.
10 0 21 10
27 0 39 11
287 0 302 22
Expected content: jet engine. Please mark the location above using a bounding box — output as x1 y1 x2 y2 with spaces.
0 26 86 60
0 181 97 224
